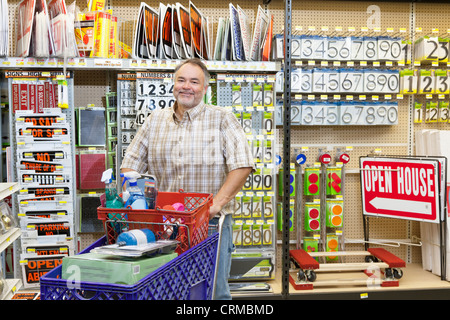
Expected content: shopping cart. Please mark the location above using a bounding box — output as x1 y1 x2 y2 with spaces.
40 194 224 300
40 215 224 300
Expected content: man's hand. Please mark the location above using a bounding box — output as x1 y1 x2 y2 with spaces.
209 203 222 219
208 167 253 220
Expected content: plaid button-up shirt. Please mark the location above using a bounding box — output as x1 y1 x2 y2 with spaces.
121 101 254 215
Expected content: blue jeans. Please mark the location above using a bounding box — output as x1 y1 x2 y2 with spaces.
209 214 234 300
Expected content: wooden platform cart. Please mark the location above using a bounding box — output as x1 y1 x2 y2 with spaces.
289 248 406 290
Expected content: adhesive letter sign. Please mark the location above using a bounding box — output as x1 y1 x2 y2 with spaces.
360 157 441 223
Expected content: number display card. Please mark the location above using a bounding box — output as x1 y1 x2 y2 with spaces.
273 35 406 62
277 100 398 126
275 68 399 94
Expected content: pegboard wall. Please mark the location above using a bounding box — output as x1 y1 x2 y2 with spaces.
4 0 450 264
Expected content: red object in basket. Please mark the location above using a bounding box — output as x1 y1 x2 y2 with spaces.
97 190 213 254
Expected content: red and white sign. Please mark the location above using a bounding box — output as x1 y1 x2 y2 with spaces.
360 157 441 223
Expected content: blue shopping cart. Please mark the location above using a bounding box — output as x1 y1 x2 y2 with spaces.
40 215 224 300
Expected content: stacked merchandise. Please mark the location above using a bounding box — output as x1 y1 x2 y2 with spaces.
16 0 78 58
105 92 118 172
7 71 75 288
415 129 450 280
0 0 8 57
75 1 125 58
215 73 277 282
12 0 275 62
132 2 274 61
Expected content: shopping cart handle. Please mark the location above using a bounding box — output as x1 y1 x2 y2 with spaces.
217 214 225 234
211 214 225 300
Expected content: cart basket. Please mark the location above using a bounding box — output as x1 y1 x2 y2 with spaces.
97 190 213 254
40 221 222 300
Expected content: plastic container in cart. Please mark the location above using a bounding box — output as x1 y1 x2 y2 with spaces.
40 215 224 300
98 189 213 254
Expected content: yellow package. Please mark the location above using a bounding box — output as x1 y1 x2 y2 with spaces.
109 16 118 58
92 11 111 58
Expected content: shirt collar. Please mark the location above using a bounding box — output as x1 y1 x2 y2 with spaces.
172 101 206 122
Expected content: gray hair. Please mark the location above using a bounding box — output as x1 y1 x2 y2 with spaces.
174 58 211 85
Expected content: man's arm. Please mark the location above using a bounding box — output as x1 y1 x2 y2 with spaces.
209 167 253 219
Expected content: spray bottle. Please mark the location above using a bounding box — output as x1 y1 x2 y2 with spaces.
121 171 148 210
101 169 123 208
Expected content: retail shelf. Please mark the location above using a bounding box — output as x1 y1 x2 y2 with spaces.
0 57 279 72
232 263 450 300
0 182 19 201
0 227 21 253
0 278 22 300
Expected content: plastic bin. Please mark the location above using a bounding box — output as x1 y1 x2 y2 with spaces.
97 190 213 254
40 219 222 300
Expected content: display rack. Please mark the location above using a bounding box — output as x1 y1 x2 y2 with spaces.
6 70 77 289
0 182 21 300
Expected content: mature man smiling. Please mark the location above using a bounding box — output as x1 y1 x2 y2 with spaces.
121 58 254 300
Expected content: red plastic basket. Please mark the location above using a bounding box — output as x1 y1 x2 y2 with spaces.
97 190 213 254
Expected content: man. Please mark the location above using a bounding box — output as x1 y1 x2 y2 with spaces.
121 58 254 300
